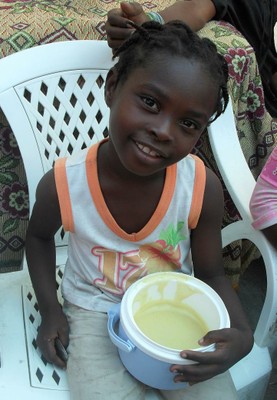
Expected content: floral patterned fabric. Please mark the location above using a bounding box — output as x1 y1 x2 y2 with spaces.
0 0 276 286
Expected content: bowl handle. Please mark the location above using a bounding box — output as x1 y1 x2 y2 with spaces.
107 303 136 353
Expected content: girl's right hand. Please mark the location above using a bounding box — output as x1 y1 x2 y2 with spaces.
36 308 69 369
105 2 148 50
171 327 253 384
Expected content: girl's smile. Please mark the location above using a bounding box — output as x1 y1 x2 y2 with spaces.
135 140 166 159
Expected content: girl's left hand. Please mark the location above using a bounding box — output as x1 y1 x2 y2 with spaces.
170 328 253 384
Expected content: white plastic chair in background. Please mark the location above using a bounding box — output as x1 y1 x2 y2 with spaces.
0 40 276 400
208 102 277 399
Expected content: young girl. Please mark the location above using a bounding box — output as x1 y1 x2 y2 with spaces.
26 21 253 400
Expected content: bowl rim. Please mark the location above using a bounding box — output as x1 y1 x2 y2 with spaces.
120 272 230 363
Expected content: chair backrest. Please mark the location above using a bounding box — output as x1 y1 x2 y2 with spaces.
207 100 256 223
0 40 114 248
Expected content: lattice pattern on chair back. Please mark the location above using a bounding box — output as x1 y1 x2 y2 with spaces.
16 71 109 171
22 267 69 390
15 70 110 247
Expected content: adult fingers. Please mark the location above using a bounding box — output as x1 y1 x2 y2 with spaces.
107 8 130 28
106 8 134 49
120 1 145 21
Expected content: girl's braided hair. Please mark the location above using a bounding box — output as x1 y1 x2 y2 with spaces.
113 20 229 122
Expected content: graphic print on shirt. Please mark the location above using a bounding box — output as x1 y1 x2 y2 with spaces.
92 222 186 295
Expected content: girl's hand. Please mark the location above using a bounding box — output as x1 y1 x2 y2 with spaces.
170 328 253 384
36 308 69 369
105 2 148 50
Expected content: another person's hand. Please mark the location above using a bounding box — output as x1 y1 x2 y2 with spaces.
36 308 69 369
170 327 253 384
105 2 148 50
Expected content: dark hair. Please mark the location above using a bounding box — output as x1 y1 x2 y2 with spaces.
113 20 229 122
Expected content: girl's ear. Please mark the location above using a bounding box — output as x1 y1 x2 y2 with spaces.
105 67 118 107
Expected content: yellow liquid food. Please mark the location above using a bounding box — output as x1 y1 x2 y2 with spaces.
134 302 208 349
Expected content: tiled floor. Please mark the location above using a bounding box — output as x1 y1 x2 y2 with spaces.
238 257 277 399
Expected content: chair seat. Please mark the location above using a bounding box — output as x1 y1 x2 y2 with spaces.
0 268 67 399
230 344 272 399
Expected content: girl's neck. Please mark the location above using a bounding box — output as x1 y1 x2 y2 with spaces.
96 139 166 233
97 139 165 185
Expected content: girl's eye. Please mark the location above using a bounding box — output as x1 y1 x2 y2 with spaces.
141 96 159 111
180 120 198 130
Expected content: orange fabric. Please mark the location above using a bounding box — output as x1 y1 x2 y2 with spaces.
188 155 206 229
54 157 74 232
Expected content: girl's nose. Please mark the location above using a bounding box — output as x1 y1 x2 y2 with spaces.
149 117 173 141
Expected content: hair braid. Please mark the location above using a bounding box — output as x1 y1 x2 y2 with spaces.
113 20 229 121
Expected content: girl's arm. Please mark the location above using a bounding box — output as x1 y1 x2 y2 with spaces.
191 168 252 335
171 167 253 384
25 169 69 368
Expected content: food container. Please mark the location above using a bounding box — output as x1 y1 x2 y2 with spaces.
107 272 230 390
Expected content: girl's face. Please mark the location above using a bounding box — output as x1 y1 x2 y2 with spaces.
105 55 218 177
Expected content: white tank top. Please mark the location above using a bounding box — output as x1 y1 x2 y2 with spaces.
55 140 206 312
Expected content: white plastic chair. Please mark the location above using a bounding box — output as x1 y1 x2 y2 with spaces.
0 40 276 400
208 103 277 398
0 40 113 400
